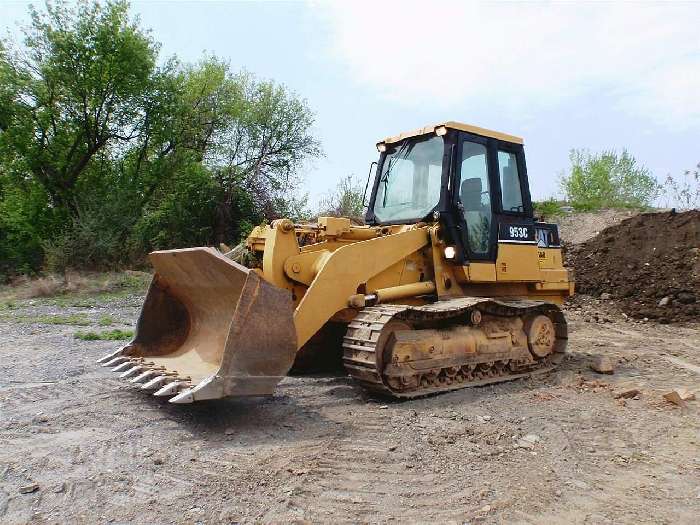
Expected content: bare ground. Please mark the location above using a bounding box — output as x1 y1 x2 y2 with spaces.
1 292 699 524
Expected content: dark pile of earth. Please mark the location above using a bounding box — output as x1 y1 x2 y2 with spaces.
565 210 700 323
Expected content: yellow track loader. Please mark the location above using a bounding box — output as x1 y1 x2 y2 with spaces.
98 122 574 403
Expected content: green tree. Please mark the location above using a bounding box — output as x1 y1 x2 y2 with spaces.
0 0 158 211
0 1 322 274
561 149 659 210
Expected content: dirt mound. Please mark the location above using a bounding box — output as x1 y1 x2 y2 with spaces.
556 208 640 245
566 210 700 323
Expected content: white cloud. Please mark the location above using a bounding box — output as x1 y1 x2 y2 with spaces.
315 1 700 129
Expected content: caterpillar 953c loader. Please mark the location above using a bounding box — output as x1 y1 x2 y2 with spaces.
98 122 574 404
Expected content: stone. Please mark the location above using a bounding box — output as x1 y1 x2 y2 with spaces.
658 296 671 306
613 388 641 399
663 391 685 407
600 293 613 300
677 293 696 304
516 434 540 449
19 483 39 494
590 356 615 374
677 389 696 401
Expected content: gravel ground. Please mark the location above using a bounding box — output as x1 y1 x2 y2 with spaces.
1 292 699 524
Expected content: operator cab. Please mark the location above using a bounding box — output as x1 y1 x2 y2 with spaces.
365 121 560 264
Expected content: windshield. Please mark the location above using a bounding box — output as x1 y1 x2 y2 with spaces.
372 135 444 222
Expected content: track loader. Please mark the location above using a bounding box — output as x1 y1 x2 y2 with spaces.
98 122 574 403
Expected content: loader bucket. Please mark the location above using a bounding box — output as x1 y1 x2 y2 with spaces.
97 247 297 404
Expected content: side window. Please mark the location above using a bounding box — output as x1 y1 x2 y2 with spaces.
459 141 492 255
498 150 524 212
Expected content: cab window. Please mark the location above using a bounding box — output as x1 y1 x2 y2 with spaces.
372 136 443 222
497 150 524 212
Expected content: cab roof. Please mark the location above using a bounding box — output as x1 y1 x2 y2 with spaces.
378 121 523 146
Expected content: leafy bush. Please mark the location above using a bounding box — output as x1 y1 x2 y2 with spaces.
533 198 564 218
0 178 55 279
561 149 659 210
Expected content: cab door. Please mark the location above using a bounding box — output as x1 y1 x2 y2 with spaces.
453 134 497 262
491 143 540 281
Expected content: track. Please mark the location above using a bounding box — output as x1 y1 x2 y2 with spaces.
342 297 567 399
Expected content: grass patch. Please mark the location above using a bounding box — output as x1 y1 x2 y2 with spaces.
0 301 16 311
74 329 134 341
98 314 116 326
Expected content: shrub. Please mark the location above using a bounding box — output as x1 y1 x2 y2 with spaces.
533 199 564 218
561 149 659 211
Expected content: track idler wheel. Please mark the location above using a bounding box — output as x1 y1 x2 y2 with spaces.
524 314 556 358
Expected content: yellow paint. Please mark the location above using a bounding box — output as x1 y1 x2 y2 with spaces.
538 248 562 269
466 262 497 282
379 121 523 147
496 243 541 281
292 228 430 348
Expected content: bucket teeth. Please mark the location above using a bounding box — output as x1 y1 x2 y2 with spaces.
169 388 194 404
141 375 170 391
154 381 187 397
112 361 135 372
96 347 127 364
131 370 160 384
119 365 145 379
102 356 128 368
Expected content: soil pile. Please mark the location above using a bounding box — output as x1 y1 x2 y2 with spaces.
566 210 700 323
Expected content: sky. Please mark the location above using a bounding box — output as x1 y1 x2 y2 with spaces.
2 0 699 207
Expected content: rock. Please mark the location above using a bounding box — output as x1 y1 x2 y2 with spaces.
662 391 686 407
516 434 540 449
53 483 65 493
19 483 39 494
677 389 696 401
658 296 671 306
677 292 696 304
378 405 388 409
613 388 641 399
479 504 492 513
590 356 615 374
600 293 613 300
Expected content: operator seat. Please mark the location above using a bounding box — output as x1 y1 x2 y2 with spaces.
460 177 490 253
